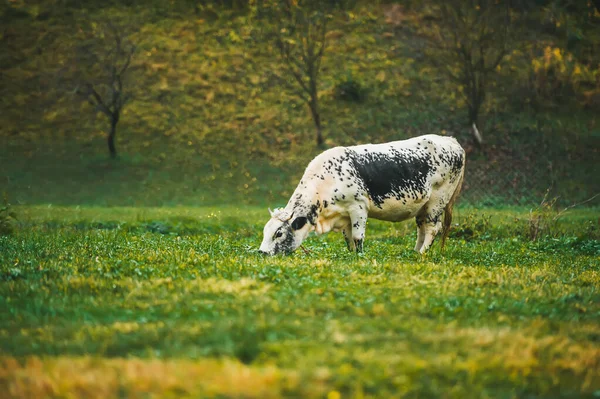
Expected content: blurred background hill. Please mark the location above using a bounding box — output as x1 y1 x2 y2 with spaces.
1 0 599 207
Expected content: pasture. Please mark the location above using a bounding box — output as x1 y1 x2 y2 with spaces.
1 205 599 398
1 3 599 396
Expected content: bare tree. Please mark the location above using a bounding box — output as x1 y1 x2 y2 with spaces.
424 0 513 146
258 0 340 147
75 23 136 158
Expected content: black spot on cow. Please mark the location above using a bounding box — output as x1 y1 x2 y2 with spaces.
354 238 364 252
274 225 295 255
291 216 308 230
308 204 319 225
349 150 432 208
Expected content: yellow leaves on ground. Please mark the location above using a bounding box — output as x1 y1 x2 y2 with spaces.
249 74 262 85
327 390 342 399
205 90 215 102
325 30 344 40
192 277 272 296
13 94 29 107
43 110 59 122
112 277 272 301
0 356 294 399
149 63 169 72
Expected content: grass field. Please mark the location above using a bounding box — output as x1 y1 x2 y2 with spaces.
1 205 599 398
1 3 599 397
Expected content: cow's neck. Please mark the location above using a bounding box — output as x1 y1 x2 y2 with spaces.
286 182 321 226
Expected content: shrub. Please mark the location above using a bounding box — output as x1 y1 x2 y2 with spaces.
334 73 368 103
527 189 559 241
0 193 16 236
529 46 599 107
451 212 492 241
527 189 600 241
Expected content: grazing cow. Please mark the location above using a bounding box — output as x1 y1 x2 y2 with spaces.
259 134 465 255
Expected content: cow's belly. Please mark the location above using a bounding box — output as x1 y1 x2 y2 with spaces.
367 196 426 222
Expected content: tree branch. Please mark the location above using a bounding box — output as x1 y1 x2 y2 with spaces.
554 193 600 221
86 84 112 116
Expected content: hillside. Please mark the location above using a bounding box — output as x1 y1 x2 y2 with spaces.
1 1 599 207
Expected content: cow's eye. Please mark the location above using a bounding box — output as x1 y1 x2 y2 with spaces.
274 231 283 239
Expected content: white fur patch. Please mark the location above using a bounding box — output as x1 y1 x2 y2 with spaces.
270 208 292 222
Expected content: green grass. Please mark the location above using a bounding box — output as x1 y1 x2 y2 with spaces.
1 2 599 397
1 206 599 398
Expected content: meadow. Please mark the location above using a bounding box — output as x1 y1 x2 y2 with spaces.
1 205 599 398
1 1 600 397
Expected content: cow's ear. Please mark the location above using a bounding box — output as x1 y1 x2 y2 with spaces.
291 216 307 230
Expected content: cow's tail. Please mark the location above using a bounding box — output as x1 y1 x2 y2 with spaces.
440 159 465 251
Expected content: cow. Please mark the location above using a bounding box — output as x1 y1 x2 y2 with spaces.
259 134 465 256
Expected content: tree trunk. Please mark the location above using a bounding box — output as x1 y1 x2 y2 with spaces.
308 99 323 147
468 104 483 147
108 114 118 159
468 104 478 127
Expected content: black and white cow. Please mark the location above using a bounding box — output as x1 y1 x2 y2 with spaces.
259 134 465 255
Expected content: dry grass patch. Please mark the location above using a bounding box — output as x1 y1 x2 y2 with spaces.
0 356 298 399
420 322 600 392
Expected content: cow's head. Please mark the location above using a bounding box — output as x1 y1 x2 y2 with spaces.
259 208 311 255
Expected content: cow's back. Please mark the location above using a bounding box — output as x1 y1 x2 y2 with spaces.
347 135 464 222
295 135 464 223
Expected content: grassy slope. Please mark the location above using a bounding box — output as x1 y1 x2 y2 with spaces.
1 206 600 398
1 3 598 207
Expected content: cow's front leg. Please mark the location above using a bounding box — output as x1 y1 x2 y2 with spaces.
414 222 426 252
342 224 355 252
349 207 368 253
417 214 443 254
